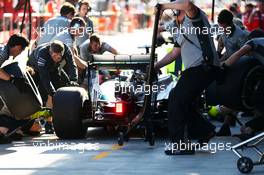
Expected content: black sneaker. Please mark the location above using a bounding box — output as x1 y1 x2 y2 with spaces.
0 133 12 144
21 120 40 136
165 149 195 155
217 124 231 136
45 121 54 134
164 142 195 155
9 132 23 141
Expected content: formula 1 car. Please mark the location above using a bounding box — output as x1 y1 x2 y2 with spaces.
52 4 171 146
52 53 176 144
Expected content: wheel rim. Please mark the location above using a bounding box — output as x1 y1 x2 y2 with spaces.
238 157 253 173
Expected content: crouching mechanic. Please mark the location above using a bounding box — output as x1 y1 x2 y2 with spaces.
28 40 78 106
224 29 264 137
155 0 221 155
0 34 33 143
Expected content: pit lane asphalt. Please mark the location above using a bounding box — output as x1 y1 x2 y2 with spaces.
0 117 264 175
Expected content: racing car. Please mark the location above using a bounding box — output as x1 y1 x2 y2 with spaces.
52 53 176 145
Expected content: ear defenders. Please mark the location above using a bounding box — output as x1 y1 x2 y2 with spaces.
78 0 92 11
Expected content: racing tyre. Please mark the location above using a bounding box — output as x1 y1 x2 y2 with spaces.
215 58 264 111
0 63 42 119
53 87 89 139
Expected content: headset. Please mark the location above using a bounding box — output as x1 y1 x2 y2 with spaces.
78 0 92 12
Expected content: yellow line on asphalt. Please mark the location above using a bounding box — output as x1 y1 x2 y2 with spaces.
111 144 123 151
92 144 123 160
92 152 111 160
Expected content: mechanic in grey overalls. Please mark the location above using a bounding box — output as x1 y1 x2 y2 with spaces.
155 0 221 155
157 8 185 76
37 3 76 46
51 17 88 71
217 9 249 62
79 34 118 93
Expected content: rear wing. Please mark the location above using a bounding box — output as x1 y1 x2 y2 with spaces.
90 54 153 69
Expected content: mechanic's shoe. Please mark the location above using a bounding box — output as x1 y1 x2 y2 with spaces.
217 124 231 136
21 120 41 136
198 131 216 147
0 133 12 144
7 129 24 141
164 142 195 155
9 132 23 141
45 121 54 134
165 148 195 155
25 121 41 136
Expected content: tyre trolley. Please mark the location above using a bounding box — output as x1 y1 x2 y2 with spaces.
232 132 264 173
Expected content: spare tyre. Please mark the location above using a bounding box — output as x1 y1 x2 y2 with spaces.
0 62 43 119
53 87 89 139
215 58 264 111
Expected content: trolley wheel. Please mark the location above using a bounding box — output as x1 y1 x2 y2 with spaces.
237 157 254 174
149 132 155 146
118 132 124 146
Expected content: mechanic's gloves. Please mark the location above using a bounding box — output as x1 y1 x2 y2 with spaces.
156 69 162 75
10 77 30 93
156 36 166 47
68 81 79 87
215 63 230 85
